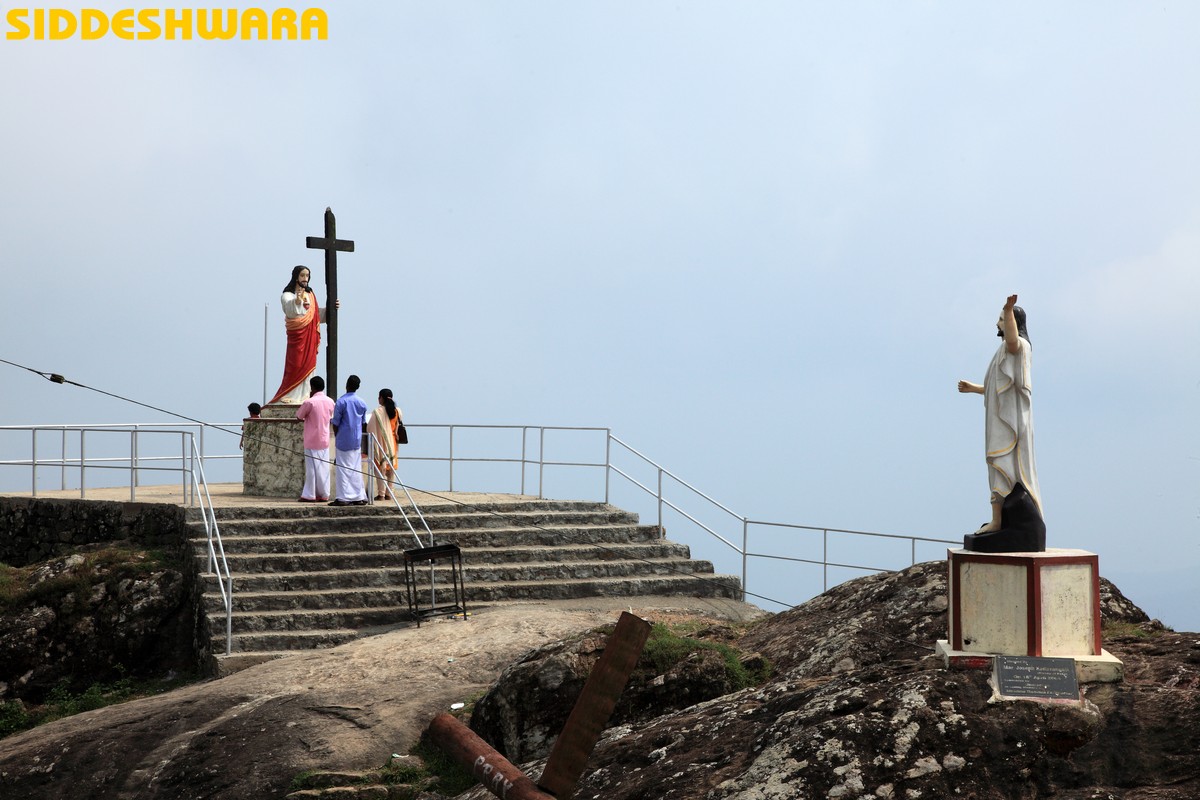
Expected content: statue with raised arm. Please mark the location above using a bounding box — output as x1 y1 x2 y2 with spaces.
957 294 1044 551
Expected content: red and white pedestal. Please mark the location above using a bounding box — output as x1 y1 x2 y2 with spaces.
936 548 1123 683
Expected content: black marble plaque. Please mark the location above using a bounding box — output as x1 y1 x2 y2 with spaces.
994 655 1079 700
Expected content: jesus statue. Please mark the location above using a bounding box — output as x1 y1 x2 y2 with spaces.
267 265 338 405
957 293 1043 534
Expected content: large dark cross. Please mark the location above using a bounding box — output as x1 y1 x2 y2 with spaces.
306 207 355 397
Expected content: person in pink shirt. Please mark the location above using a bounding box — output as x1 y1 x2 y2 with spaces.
295 375 336 502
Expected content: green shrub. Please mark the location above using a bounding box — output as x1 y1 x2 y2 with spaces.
0 700 32 738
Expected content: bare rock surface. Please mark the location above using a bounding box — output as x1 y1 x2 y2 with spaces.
3 559 1197 800
0 604 618 798
0 597 755 800
460 562 1199 800
469 615 760 763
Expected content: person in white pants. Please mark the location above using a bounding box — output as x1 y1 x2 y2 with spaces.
329 374 369 506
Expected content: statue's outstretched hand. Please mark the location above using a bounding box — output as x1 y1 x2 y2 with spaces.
958 380 983 394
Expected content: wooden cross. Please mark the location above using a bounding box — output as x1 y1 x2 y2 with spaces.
305 207 355 396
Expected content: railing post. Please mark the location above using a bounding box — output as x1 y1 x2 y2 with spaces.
134 424 141 489
226 575 234 655
130 430 137 502
538 428 545 499
449 426 455 492
604 430 611 504
823 529 829 591
656 468 663 531
31 429 38 497
60 427 66 490
912 538 917 565
741 518 748 603
183 434 190 503
367 436 376 502
79 429 86 499
520 426 528 496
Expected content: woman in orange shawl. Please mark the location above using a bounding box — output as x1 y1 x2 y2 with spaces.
366 388 401 500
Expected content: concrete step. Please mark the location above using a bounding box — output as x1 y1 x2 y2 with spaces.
226 630 362 653
460 573 742 602
194 496 743 659
188 498 617 520
190 506 639 533
206 569 737 625
195 524 662 556
204 556 711 594
204 541 691 574
214 606 413 633
208 587 411 613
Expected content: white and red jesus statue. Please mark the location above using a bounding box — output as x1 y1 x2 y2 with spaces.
268 265 334 405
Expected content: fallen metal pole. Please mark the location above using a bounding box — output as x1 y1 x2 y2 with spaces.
427 713 556 800
539 611 651 798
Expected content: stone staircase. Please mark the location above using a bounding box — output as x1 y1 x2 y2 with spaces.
188 497 741 662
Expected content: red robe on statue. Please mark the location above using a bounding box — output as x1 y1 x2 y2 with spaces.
269 291 321 405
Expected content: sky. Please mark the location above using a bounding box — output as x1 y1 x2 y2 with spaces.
2 2 1197 629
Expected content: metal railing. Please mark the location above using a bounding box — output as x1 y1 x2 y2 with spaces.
2 421 961 612
189 434 234 655
366 431 434 549
0 424 237 654
396 424 961 609
0 422 242 502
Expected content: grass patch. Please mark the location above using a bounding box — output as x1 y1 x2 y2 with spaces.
0 670 198 741
0 544 178 614
1103 620 1166 639
411 735 478 795
289 770 318 791
377 757 424 785
642 622 773 690
0 564 20 607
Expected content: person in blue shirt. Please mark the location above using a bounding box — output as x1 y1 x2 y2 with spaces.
329 374 369 506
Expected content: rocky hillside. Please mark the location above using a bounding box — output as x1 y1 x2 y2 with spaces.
463 562 1200 800
0 560 1195 800
0 544 208 706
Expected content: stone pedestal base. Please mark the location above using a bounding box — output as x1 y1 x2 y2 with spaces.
242 403 311 497
935 640 1123 684
939 548 1123 683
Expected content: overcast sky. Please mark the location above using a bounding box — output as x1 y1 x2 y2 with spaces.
2 2 1197 629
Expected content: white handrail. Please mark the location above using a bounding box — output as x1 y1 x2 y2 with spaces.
365 431 433 549
2 422 962 610
393 423 961 606
188 435 233 655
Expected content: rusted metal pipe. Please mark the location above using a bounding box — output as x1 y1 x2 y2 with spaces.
426 712 556 800
538 611 651 799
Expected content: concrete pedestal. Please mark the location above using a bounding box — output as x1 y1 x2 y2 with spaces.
936 548 1123 683
242 403 311 497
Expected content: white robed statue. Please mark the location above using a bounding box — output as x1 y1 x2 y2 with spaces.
957 294 1042 533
